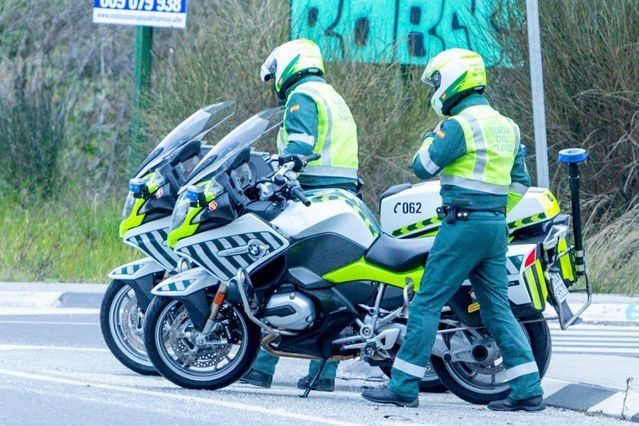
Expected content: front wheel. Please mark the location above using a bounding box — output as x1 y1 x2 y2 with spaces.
100 280 158 375
431 319 551 405
143 296 261 390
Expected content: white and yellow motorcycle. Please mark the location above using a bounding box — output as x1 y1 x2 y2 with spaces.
141 107 590 404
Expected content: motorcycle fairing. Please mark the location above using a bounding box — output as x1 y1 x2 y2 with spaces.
380 182 561 238
108 257 166 310
122 216 182 270
285 233 367 279
306 189 381 237
271 189 379 249
323 257 424 290
507 188 560 232
151 267 219 297
109 257 165 281
174 213 289 281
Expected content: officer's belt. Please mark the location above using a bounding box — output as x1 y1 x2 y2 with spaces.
437 205 506 224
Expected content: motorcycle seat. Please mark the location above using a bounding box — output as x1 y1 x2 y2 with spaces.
364 233 432 272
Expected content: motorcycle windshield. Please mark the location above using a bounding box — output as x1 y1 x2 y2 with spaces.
135 100 237 178
184 106 284 187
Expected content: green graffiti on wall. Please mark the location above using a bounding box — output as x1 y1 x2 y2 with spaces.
290 0 507 66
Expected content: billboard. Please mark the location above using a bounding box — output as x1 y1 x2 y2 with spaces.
290 0 506 66
93 0 187 29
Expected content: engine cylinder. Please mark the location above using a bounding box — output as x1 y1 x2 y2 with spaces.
264 292 315 330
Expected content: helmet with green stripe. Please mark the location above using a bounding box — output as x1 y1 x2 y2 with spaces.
260 39 325 100
421 48 487 117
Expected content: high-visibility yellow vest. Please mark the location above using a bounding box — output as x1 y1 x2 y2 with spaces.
441 105 520 195
277 81 358 180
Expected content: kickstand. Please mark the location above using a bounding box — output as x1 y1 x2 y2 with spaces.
299 358 327 398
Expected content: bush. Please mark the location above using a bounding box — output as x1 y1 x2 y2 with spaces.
492 0 639 223
0 64 66 197
587 204 639 295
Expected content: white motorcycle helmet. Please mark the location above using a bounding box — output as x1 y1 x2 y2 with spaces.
260 39 325 100
421 48 487 117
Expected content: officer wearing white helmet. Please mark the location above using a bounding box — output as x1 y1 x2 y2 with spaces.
362 48 544 411
261 38 359 191
240 38 359 392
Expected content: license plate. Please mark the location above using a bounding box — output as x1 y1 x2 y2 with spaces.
548 271 576 329
549 272 569 303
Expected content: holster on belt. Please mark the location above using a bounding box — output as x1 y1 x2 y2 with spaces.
436 206 469 224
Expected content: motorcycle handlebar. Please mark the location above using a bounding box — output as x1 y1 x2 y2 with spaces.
290 185 311 207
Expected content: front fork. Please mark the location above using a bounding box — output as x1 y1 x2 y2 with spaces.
200 281 228 335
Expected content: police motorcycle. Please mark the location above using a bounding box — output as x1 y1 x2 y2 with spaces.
143 106 591 404
100 101 237 375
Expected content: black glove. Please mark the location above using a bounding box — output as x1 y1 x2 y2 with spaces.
278 154 307 172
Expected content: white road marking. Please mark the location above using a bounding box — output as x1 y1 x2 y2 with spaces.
0 320 97 326
549 322 639 357
47 369 371 402
548 323 639 331
0 368 365 426
551 347 639 354
551 329 639 336
0 344 108 352
0 307 99 315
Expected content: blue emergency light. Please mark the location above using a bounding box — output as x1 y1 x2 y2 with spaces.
558 148 588 164
186 185 204 205
129 178 147 197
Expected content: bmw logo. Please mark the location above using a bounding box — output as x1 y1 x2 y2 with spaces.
247 242 261 257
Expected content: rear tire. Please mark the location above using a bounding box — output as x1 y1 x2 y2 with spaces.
100 280 158 376
431 318 551 405
144 296 261 390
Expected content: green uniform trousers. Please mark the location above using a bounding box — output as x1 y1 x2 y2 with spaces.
388 211 543 400
252 349 338 380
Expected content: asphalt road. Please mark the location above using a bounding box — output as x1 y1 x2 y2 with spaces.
0 307 633 425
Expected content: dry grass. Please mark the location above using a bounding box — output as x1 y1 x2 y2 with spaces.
587 204 639 295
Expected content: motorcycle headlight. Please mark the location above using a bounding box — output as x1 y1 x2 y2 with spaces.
122 192 137 220
171 193 191 231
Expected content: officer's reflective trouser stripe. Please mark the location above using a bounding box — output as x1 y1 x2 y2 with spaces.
418 147 440 175
287 133 315 146
302 165 358 179
505 361 539 381
393 358 427 378
458 113 487 180
296 86 333 165
440 175 509 194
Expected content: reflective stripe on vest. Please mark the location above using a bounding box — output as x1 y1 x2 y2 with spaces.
441 105 520 195
277 81 358 180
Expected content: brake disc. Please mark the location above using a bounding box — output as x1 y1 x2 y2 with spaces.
119 293 146 353
167 306 232 369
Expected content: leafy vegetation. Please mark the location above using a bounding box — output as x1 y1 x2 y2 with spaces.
0 197 132 282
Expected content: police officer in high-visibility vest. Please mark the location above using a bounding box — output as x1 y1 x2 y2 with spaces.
362 48 545 411
240 39 359 392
